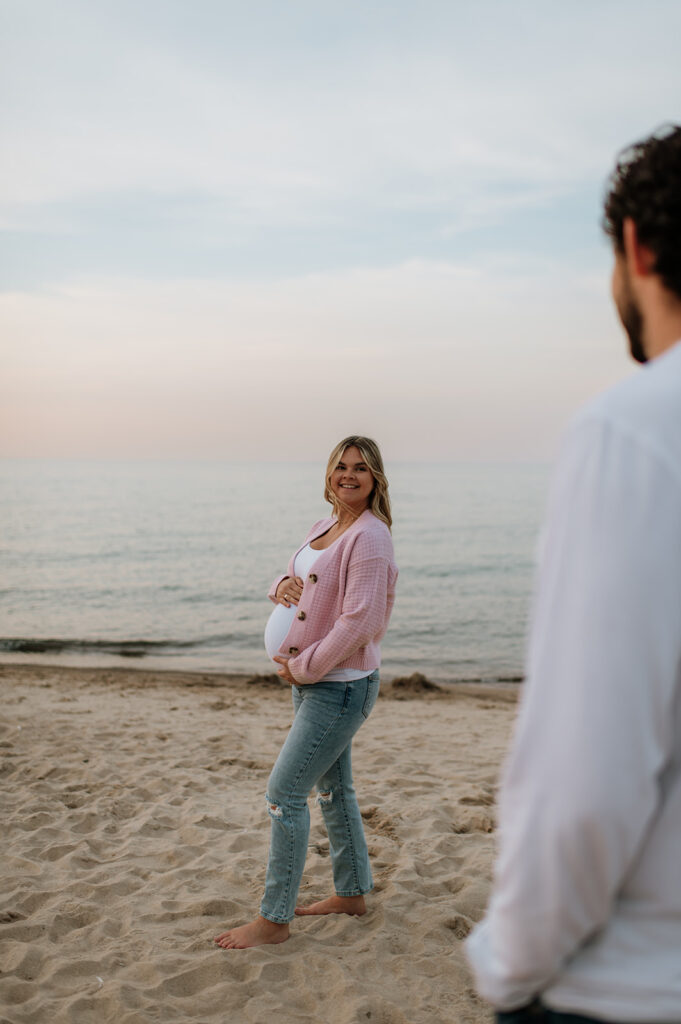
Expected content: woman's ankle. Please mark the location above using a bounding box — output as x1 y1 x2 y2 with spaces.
259 914 290 930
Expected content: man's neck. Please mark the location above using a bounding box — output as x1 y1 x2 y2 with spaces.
642 284 681 361
644 316 681 361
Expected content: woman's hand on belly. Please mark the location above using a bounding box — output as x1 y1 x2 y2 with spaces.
275 576 304 607
273 655 301 685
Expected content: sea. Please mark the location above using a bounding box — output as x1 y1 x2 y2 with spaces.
0 459 551 685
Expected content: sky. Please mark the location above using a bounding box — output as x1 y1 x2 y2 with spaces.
1 0 680 462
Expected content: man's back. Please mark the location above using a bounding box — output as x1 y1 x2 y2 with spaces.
467 121 681 1024
539 342 681 1016
468 337 681 1019
586 336 681 469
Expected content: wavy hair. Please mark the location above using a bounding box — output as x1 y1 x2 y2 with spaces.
324 435 392 530
602 123 681 300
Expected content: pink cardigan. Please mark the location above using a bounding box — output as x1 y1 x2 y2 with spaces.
267 509 398 686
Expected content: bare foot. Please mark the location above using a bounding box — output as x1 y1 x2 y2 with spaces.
295 894 367 917
214 916 290 949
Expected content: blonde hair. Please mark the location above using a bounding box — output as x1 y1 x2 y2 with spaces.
323 435 392 530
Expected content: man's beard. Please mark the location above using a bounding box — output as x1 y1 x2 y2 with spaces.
618 272 648 364
622 300 647 364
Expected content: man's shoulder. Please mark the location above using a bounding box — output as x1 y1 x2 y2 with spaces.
349 512 394 556
572 339 681 462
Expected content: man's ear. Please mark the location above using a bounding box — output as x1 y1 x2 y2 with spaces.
623 217 656 277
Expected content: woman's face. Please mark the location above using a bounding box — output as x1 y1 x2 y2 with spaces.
330 445 375 514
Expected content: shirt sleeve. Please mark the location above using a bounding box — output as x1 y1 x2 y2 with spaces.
288 531 395 685
465 414 681 1009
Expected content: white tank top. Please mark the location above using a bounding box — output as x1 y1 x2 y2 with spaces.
263 542 369 682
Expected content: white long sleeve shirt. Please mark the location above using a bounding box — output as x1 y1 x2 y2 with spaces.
466 338 681 1021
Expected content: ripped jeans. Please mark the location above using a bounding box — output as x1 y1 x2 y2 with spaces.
260 671 380 924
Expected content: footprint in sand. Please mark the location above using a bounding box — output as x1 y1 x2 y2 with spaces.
0 910 26 923
44 841 82 862
458 790 494 807
218 756 269 772
193 815 241 831
451 810 495 834
361 806 399 841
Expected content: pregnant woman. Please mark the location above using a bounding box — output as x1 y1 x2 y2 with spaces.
215 435 398 949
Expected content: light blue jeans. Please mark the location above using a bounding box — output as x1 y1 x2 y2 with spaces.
260 671 380 924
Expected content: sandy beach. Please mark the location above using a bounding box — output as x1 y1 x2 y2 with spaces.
0 664 517 1024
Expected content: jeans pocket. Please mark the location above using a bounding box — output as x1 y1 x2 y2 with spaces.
361 674 380 719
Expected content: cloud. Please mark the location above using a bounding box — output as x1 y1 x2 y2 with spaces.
2 0 679 229
0 1 669 460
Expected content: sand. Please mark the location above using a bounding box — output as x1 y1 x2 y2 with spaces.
0 663 518 1024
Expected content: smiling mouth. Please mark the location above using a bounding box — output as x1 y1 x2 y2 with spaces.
339 484 359 489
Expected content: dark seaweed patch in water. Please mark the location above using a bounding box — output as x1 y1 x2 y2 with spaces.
0 636 233 658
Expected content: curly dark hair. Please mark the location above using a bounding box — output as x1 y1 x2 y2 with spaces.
602 124 681 300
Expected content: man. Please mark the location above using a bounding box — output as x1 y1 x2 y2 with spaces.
466 124 681 1023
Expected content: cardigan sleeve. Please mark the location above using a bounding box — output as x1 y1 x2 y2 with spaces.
288 530 395 684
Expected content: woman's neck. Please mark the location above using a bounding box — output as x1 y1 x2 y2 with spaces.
335 506 366 528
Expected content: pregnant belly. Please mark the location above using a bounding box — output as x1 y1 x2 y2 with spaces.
264 603 297 660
